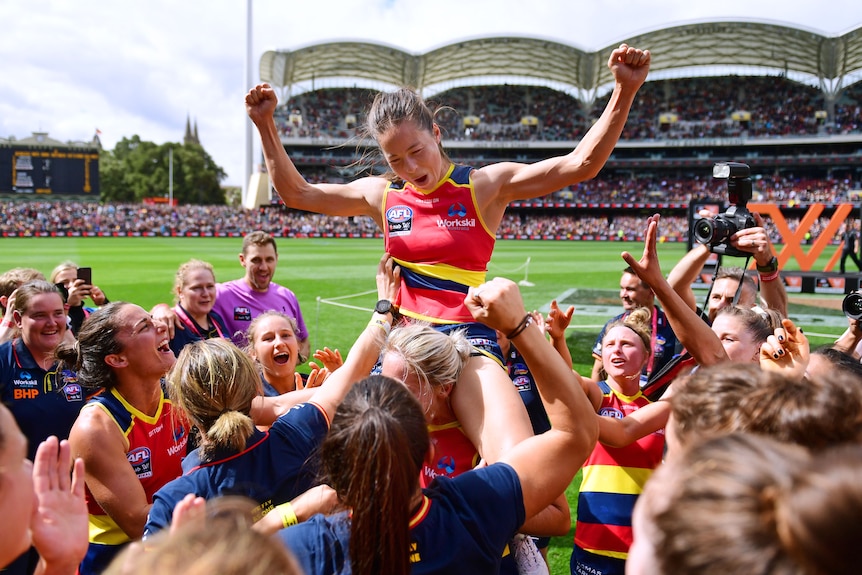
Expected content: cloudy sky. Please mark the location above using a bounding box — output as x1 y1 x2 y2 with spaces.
1 1 859 189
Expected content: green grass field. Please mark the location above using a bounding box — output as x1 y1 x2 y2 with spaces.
0 236 849 573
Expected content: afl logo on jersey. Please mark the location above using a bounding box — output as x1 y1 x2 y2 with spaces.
599 407 624 420
62 383 83 402
386 205 413 236
127 447 153 479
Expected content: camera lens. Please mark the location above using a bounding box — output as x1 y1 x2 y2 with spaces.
694 219 716 244
843 292 862 320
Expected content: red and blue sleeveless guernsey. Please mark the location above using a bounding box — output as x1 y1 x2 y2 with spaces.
420 421 480 488
573 381 664 565
82 388 187 565
383 164 496 324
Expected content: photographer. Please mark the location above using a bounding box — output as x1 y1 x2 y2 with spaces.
840 219 862 274
667 163 787 321
832 292 862 360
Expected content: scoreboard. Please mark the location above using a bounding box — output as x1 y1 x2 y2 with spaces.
0 145 100 197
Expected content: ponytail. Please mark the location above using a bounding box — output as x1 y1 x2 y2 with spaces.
166 339 261 461
321 376 428 575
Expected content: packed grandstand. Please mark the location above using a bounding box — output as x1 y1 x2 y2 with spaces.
3 20 862 242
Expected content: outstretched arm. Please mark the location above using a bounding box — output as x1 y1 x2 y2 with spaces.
249 255 398 424
834 318 862 359
597 400 671 448
476 45 651 210
622 215 729 367
245 84 383 221
465 278 599 521
300 253 400 421
666 243 711 312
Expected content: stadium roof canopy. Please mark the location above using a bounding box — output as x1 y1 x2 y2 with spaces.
260 20 862 99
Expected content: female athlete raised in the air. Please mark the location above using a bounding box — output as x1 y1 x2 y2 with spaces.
246 43 651 462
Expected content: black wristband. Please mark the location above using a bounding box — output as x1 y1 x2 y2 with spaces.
756 256 779 273
506 314 533 339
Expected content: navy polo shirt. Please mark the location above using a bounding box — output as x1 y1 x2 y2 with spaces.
0 338 87 460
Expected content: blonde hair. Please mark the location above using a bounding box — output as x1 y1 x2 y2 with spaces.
49 260 78 284
382 322 471 397
166 339 261 461
172 259 216 305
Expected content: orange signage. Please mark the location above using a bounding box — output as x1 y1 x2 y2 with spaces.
748 203 853 272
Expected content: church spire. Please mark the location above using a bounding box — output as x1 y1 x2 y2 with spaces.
183 114 199 145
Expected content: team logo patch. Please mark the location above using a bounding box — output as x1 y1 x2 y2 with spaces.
127 447 153 479
173 424 186 443
447 202 467 217
436 455 456 475
62 383 83 402
233 306 252 321
512 375 531 392
386 205 413 236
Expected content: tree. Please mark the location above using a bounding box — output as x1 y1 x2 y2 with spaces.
99 136 227 204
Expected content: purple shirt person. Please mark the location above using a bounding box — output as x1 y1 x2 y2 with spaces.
210 231 309 357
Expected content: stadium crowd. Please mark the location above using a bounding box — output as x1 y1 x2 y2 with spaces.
274 75 862 142
3 165 859 243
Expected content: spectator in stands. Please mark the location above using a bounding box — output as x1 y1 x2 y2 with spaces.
840 219 862 274
247 43 650 467
590 266 679 383
278 277 598 575
167 259 229 356
667 212 787 320
50 262 109 336
60 303 188 574
0 405 88 575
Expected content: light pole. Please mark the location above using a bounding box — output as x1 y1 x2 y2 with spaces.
168 146 173 206
243 0 253 205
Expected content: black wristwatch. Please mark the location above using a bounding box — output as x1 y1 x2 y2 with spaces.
756 256 779 274
374 299 393 315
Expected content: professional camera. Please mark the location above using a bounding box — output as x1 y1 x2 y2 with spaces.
843 290 862 320
693 162 757 257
